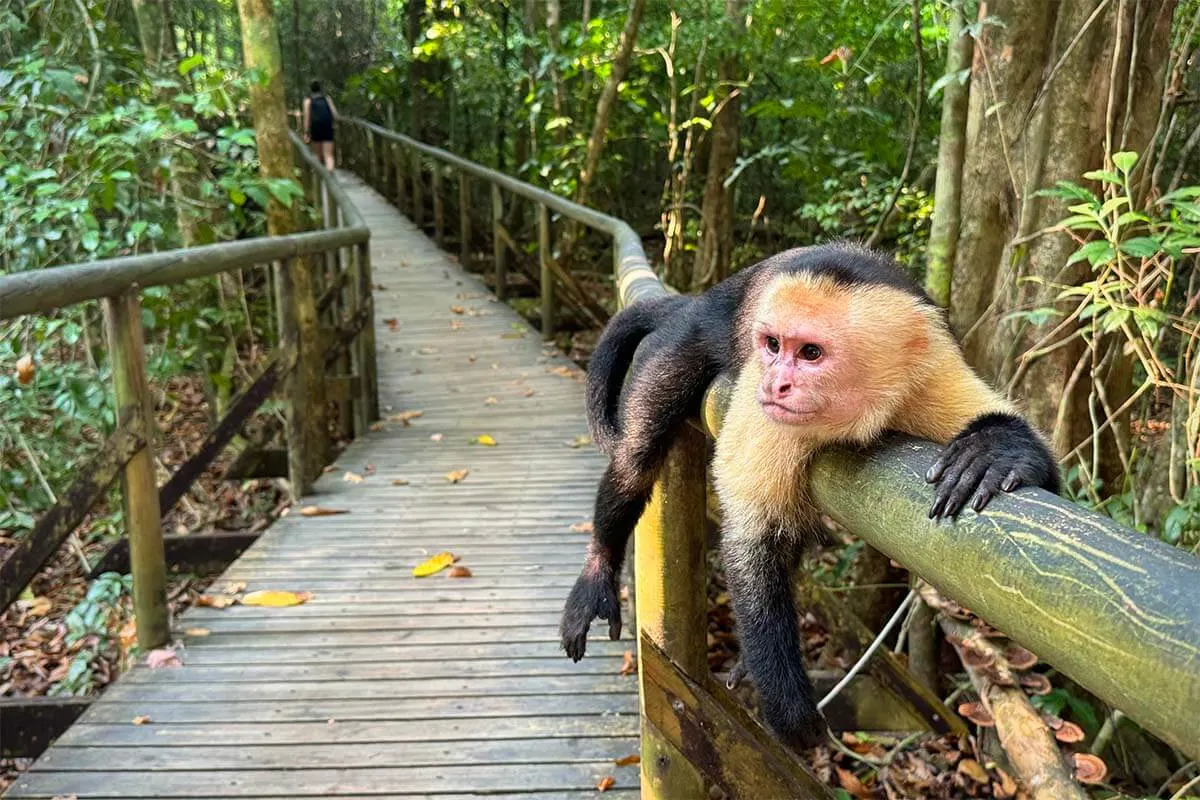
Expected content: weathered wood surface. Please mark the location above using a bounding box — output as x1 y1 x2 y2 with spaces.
6 172 638 799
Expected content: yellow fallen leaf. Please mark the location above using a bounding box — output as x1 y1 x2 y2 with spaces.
25 596 52 617
413 552 457 577
566 435 593 448
184 627 210 637
300 506 350 517
131 715 152 726
391 478 411 486
387 410 424 426
473 435 497 446
446 468 470 483
484 396 498 405
343 471 364 484
241 590 313 607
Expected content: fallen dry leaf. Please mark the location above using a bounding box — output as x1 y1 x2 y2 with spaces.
16 353 35 384
343 471 364 484
196 594 236 609
450 305 466 314
957 758 990 785
569 521 594 534
619 650 636 676
25 596 52 617
484 396 498 405
300 506 350 517
523 388 536 397
184 627 210 637
566 435 593 448
501 332 525 340
596 776 615 793
369 422 387 432
413 552 458 577
450 320 463 331
473 434 497 446
242 590 313 607
387 410 424 426
468 354 477 363
119 619 138 650
446 468 470 483
835 766 872 799
383 317 400 331
446 566 473 578
614 755 640 767
431 433 444 442
391 478 411 486
131 715 151 726
146 647 182 669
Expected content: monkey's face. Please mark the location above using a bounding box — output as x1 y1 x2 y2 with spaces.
751 274 934 441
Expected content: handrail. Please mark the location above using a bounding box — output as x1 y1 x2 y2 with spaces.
347 117 663 305
0 133 367 321
0 132 378 656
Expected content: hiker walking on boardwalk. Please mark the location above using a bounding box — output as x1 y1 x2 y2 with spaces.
303 81 337 171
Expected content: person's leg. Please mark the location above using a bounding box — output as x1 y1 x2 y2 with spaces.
322 141 335 171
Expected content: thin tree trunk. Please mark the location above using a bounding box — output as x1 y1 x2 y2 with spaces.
925 0 973 307
236 0 328 484
546 0 567 144
407 0 423 139
573 0 646 210
691 0 743 291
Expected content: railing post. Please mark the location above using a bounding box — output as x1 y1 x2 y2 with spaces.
432 166 445 248
394 142 409 213
538 204 555 340
492 184 507 300
635 425 710 797
276 255 326 497
458 173 471 266
345 245 369 436
411 150 424 228
356 240 380 422
366 127 377 191
102 290 168 651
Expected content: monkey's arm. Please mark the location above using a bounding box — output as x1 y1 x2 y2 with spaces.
722 524 826 750
891 340 1059 518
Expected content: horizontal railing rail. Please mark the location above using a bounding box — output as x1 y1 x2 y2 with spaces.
0 132 378 654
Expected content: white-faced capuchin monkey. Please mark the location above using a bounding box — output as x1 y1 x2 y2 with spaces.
560 242 1060 751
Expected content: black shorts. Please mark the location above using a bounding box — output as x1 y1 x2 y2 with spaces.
310 122 334 142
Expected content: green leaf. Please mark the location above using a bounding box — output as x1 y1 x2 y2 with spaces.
174 118 199 134
35 182 63 196
1083 169 1124 186
178 54 204 76
1112 151 1138 173
1118 237 1160 258
1066 240 1114 267
1099 195 1129 218
81 230 99 252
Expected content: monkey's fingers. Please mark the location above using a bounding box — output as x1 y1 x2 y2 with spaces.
925 434 973 483
968 464 1011 513
929 452 982 518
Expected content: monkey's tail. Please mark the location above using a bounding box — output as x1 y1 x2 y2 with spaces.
586 295 685 454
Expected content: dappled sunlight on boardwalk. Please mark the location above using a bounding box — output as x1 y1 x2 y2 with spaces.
6 171 639 799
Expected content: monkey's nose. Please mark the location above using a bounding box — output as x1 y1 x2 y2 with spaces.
774 382 792 398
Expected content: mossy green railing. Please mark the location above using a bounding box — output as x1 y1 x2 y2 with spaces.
0 135 378 652
337 116 1200 797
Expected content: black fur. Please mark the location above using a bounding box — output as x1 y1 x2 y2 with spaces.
561 242 1058 752
926 412 1061 518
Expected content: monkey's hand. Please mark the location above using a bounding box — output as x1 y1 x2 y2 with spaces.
926 412 1059 519
560 567 622 661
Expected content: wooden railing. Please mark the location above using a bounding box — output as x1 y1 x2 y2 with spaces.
0 135 378 651
337 118 1200 795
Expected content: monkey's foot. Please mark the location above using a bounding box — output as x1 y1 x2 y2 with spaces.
559 570 622 661
926 412 1059 519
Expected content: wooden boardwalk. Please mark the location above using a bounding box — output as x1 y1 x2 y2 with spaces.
7 173 640 799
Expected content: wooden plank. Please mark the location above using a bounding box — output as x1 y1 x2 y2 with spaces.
181 640 631 665
119 658 628 683
81 693 638 724
56 716 638 747
5 764 639 798
34 738 636 771
101 675 635 703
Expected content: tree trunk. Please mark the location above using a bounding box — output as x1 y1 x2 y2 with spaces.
236 0 328 486
925 0 973 307
950 0 1175 464
691 0 743 291
573 0 646 209
407 0 424 139
546 0 567 143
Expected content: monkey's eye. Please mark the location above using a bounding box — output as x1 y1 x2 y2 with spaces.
764 336 780 355
800 343 823 361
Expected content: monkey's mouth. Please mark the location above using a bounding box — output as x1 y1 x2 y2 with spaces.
759 400 821 425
